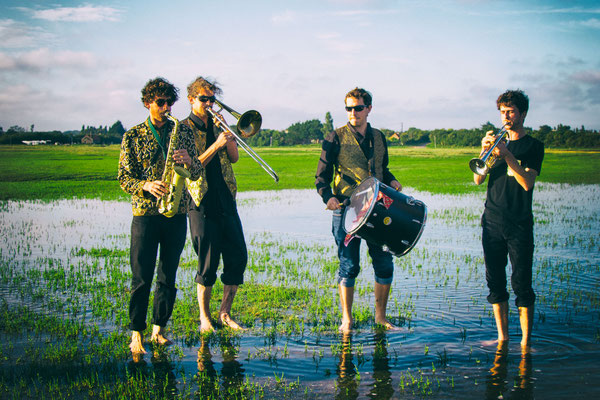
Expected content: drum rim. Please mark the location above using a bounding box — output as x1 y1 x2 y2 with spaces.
343 176 380 235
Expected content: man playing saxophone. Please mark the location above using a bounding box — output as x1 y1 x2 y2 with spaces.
118 77 203 356
182 76 248 333
474 89 544 353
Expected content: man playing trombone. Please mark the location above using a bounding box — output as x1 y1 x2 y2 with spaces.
473 89 544 353
182 76 248 333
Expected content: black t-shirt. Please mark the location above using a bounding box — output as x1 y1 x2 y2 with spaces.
484 134 544 222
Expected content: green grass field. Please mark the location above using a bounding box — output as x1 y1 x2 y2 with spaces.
0 144 598 201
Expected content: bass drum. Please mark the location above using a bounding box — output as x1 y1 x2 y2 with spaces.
343 177 427 256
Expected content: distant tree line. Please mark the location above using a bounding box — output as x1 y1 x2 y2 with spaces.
1 115 598 148
0 121 126 145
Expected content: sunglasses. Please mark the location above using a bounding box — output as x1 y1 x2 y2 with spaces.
345 105 368 112
155 98 174 107
198 95 216 103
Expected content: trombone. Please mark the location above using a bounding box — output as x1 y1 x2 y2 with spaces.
469 125 510 176
206 100 279 183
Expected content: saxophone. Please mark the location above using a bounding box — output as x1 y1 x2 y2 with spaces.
158 112 192 217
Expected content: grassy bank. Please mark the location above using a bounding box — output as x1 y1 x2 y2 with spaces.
0 144 598 201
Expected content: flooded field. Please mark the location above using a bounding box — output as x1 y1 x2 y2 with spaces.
1 184 599 399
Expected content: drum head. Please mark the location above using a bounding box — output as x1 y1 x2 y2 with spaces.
344 177 378 234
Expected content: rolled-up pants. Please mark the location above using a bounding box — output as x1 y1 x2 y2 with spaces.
128 214 187 332
482 210 536 308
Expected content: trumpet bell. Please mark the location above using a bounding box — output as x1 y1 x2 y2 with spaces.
237 110 262 138
469 158 490 176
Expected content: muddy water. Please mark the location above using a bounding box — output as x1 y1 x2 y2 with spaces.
1 183 599 399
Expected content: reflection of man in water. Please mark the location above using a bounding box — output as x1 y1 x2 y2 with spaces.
474 89 544 353
316 87 402 332
336 333 359 400
486 342 534 399
197 337 245 397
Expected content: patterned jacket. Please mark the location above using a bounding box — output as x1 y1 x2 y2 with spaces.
118 118 202 216
181 115 237 207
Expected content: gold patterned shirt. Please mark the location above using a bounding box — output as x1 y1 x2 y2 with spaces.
118 118 202 216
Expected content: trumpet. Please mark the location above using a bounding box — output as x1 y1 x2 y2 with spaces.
206 100 279 183
158 112 191 217
469 125 510 176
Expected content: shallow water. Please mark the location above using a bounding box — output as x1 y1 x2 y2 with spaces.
1 183 599 399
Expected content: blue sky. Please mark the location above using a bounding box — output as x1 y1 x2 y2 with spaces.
1 0 599 132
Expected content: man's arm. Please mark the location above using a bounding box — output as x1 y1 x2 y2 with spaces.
315 130 339 205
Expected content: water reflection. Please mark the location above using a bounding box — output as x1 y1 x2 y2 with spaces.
485 342 534 400
335 331 394 399
196 337 245 398
369 331 394 399
336 333 359 400
127 350 178 397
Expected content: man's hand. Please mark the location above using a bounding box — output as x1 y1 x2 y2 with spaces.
390 180 402 191
326 197 341 210
173 149 192 168
143 180 169 199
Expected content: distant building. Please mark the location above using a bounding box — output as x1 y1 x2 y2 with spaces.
22 140 51 145
81 134 102 144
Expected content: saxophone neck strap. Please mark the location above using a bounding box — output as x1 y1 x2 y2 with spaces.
147 117 167 159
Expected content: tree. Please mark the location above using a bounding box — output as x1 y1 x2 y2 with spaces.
285 119 323 145
108 121 126 137
321 112 333 138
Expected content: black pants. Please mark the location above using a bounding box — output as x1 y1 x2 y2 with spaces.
129 214 187 332
482 211 536 307
189 205 247 287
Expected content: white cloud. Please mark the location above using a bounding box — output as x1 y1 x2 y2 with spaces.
0 19 53 48
271 10 296 25
25 5 122 22
0 48 96 71
580 18 600 29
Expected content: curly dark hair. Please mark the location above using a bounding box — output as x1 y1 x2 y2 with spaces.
141 77 179 105
345 87 372 107
496 89 529 115
187 76 223 98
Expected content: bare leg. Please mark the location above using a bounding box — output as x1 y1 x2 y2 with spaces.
150 324 172 346
339 284 354 332
197 284 215 333
219 284 244 330
129 331 146 355
374 282 396 329
492 301 509 343
519 305 533 353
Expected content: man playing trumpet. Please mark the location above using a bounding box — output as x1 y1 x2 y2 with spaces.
473 89 544 353
182 76 248 333
118 77 202 356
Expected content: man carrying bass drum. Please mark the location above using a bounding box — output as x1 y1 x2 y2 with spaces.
315 87 402 333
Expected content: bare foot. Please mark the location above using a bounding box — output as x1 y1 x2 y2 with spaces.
375 318 398 330
130 331 146 355
220 313 244 330
482 338 509 347
150 325 173 346
520 341 531 355
339 319 353 333
200 317 215 333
